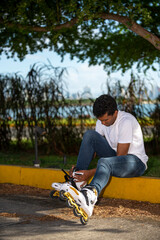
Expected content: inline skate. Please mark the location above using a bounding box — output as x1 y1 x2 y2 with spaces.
62 185 98 225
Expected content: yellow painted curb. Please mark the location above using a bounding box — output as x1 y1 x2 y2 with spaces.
0 165 160 203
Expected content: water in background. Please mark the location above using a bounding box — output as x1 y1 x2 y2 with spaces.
135 103 156 117
6 103 157 119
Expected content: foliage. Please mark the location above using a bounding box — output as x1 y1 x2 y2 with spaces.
0 0 160 73
149 95 160 153
0 63 93 154
143 155 160 177
104 72 151 116
103 73 160 144
0 75 12 148
0 63 159 154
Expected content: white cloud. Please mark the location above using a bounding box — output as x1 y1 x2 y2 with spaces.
0 50 159 97
65 62 108 96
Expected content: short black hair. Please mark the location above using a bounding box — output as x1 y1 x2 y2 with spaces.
93 94 117 118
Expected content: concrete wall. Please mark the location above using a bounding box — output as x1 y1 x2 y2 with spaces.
0 165 160 203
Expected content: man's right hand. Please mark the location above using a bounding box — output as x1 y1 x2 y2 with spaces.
69 165 96 182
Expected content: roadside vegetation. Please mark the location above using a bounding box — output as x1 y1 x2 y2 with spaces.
0 64 160 177
0 146 159 177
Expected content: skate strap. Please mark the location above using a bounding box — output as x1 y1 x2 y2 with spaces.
61 168 70 176
61 169 70 182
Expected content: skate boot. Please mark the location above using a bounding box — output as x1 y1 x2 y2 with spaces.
63 185 98 225
50 168 86 200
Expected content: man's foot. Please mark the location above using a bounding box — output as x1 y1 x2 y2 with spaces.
63 185 98 225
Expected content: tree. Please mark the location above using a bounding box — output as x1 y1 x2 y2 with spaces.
0 0 160 73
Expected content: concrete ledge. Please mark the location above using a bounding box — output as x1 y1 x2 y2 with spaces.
0 165 160 203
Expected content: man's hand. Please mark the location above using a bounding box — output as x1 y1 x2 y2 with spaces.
69 165 96 182
73 169 96 182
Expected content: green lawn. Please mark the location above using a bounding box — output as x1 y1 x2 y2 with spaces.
143 155 160 177
0 150 159 177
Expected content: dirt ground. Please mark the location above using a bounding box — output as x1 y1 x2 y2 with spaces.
0 183 160 221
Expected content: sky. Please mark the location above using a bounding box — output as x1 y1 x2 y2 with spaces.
0 49 159 98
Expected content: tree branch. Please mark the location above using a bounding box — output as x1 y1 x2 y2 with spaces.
100 13 160 51
1 13 160 50
0 17 78 32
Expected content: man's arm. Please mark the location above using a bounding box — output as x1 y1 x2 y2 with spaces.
117 143 130 156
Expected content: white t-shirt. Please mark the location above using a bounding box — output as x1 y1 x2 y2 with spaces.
95 111 148 167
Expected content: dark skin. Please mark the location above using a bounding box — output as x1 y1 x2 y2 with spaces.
70 110 130 183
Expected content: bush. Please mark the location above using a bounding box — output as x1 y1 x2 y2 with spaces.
0 63 93 154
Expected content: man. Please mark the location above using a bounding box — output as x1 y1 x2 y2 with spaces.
65 94 148 223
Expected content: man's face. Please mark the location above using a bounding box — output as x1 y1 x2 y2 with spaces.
98 110 118 126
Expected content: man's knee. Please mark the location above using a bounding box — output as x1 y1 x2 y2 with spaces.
97 157 112 171
83 130 96 141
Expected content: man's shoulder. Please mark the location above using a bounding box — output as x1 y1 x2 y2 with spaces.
117 111 137 125
118 111 135 120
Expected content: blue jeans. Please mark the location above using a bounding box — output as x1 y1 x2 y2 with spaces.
76 130 146 196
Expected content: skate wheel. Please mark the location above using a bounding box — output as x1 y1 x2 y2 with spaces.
66 199 73 208
73 207 81 217
80 216 88 225
50 190 59 199
59 190 67 201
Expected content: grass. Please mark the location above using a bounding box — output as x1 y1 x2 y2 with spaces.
143 155 160 177
0 149 160 177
